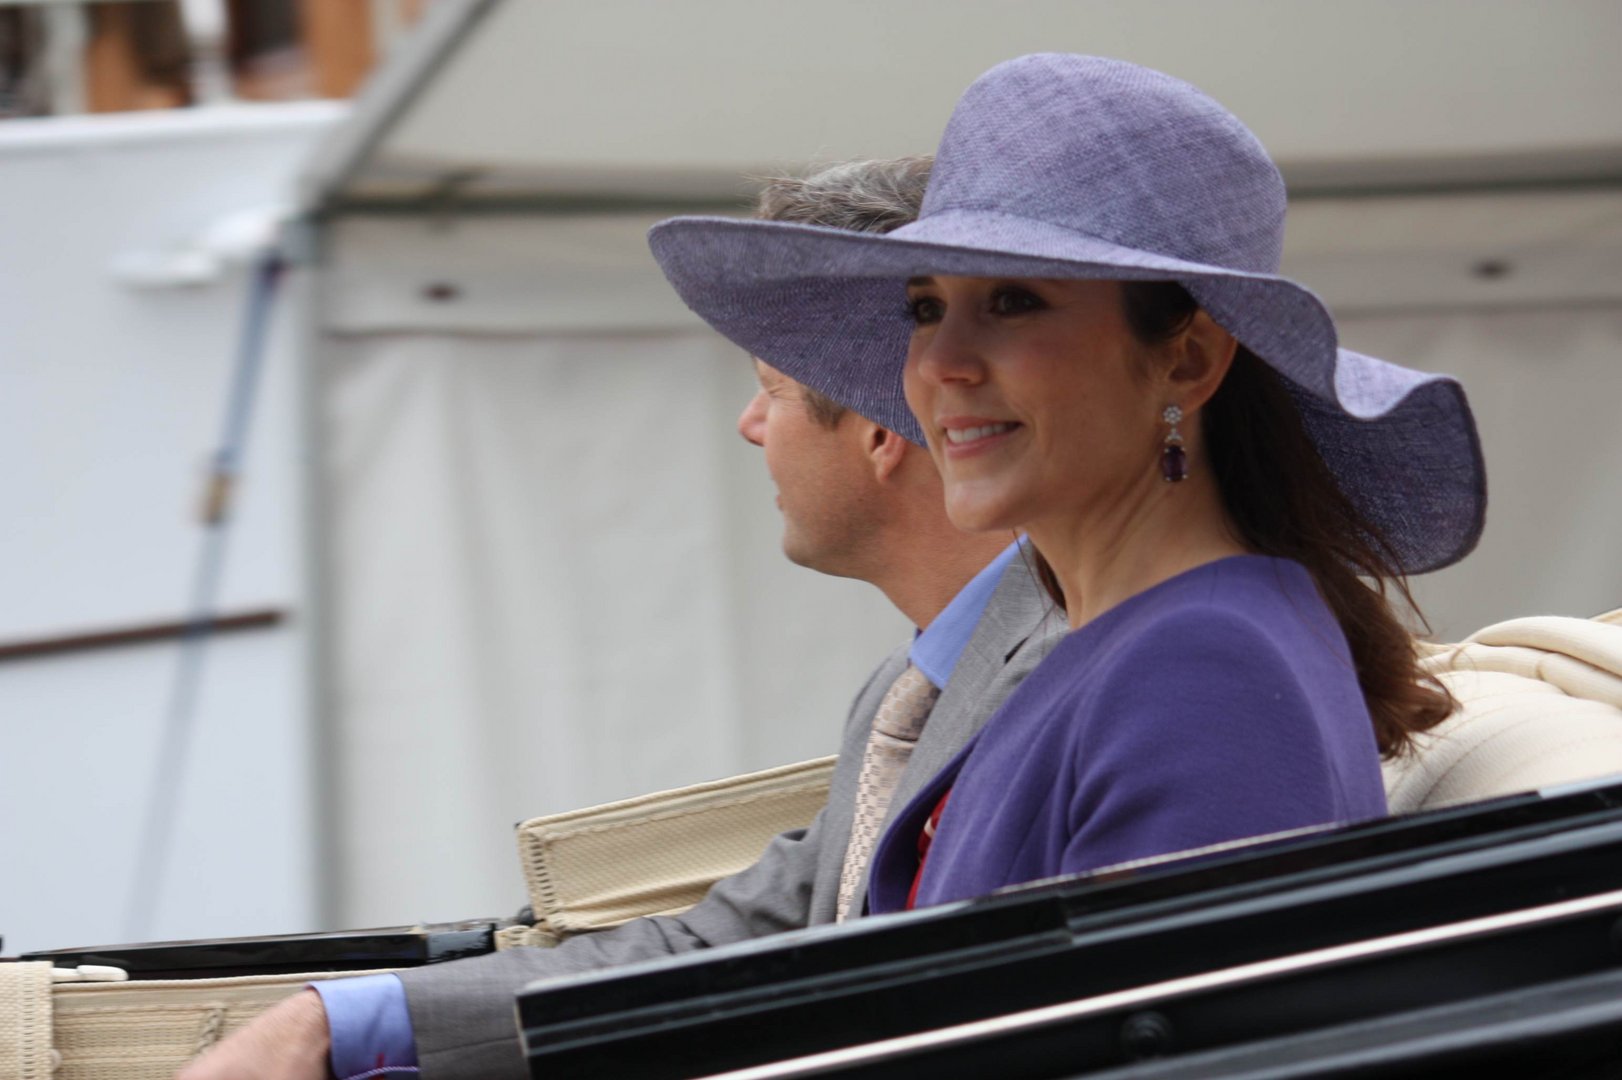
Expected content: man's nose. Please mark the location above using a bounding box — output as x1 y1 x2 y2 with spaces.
737 390 768 446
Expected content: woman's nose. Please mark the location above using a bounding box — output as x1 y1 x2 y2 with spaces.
910 314 985 387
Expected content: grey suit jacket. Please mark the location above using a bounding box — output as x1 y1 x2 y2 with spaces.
399 558 1060 1078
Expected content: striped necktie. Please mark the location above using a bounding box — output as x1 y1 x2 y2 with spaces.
835 664 941 921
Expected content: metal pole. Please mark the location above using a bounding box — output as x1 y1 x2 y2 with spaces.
124 250 286 942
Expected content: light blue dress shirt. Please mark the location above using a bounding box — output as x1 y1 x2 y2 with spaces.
908 540 1023 690
316 540 1022 1079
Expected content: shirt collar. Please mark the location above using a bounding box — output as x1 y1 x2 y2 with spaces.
909 540 1025 690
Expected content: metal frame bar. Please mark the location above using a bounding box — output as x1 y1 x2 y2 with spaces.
700 889 1622 1080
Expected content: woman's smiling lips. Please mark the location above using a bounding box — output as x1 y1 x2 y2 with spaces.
938 417 1023 457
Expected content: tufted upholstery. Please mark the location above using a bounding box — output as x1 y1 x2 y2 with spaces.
1385 609 1622 814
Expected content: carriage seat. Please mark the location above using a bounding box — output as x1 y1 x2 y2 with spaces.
1385 609 1622 814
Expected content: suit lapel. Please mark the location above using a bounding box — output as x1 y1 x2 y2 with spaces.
889 557 1058 828
816 555 1062 922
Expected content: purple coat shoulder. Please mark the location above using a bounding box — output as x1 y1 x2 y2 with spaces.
868 555 1387 914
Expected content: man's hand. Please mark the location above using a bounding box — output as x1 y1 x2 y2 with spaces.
176 988 332 1080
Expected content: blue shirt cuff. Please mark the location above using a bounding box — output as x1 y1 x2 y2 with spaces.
311 973 419 1079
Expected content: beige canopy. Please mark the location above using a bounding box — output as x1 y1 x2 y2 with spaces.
302 0 1622 209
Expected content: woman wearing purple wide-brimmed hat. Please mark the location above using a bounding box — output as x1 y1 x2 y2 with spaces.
650 54 1484 913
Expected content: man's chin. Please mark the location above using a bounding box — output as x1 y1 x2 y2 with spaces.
781 537 817 571
781 531 836 575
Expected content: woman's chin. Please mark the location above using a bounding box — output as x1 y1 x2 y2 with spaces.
944 493 1023 535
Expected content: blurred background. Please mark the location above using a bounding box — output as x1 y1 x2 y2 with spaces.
2 0 1619 955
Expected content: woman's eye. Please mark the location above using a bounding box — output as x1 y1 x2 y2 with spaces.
990 286 1044 316
907 295 945 325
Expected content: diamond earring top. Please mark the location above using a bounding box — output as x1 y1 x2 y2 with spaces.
1160 404 1188 482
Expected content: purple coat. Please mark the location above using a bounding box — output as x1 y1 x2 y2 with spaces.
868 556 1388 914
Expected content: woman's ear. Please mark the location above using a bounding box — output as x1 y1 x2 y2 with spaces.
1167 310 1239 412
867 421 910 482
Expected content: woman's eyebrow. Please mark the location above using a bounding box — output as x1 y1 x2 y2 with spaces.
905 276 936 288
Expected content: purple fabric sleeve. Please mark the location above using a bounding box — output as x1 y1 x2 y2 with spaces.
311 974 419 1079
870 556 1388 914
1055 609 1337 875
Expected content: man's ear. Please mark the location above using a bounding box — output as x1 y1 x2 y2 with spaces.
866 421 910 483
1166 310 1239 413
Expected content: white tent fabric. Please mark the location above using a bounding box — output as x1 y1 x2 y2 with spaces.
306 0 1622 205
318 216 908 924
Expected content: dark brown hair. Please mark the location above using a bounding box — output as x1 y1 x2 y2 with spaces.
754 156 933 430
1032 282 1453 758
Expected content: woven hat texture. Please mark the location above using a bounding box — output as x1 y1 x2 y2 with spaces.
648 54 1485 574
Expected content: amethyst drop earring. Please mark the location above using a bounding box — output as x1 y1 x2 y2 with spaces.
1160 404 1188 483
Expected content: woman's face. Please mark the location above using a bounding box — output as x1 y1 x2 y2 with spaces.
902 276 1166 535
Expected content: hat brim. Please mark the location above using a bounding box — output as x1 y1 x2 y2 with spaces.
648 212 1484 574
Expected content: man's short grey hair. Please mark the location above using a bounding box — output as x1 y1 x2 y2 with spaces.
755 156 932 236
754 157 932 429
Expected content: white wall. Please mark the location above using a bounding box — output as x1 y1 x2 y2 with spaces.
1280 190 1622 638
1342 306 1622 641
0 633 309 951
0 104 341 952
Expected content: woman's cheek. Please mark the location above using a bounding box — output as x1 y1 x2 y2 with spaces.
901 358 928 413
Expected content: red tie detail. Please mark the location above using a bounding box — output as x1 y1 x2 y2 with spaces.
905 788 952 910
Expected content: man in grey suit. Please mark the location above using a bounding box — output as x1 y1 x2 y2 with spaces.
182 158 1060 1080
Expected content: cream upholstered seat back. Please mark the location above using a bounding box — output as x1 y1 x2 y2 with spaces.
1385 609 1622 815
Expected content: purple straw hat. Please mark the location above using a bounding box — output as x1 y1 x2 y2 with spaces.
648 54 1485 574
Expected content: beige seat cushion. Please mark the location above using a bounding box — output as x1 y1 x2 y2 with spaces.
1386 609 1622 814
0 964 397 1080
511 755 838 944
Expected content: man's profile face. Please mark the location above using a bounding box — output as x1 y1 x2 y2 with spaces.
738 359 876 576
